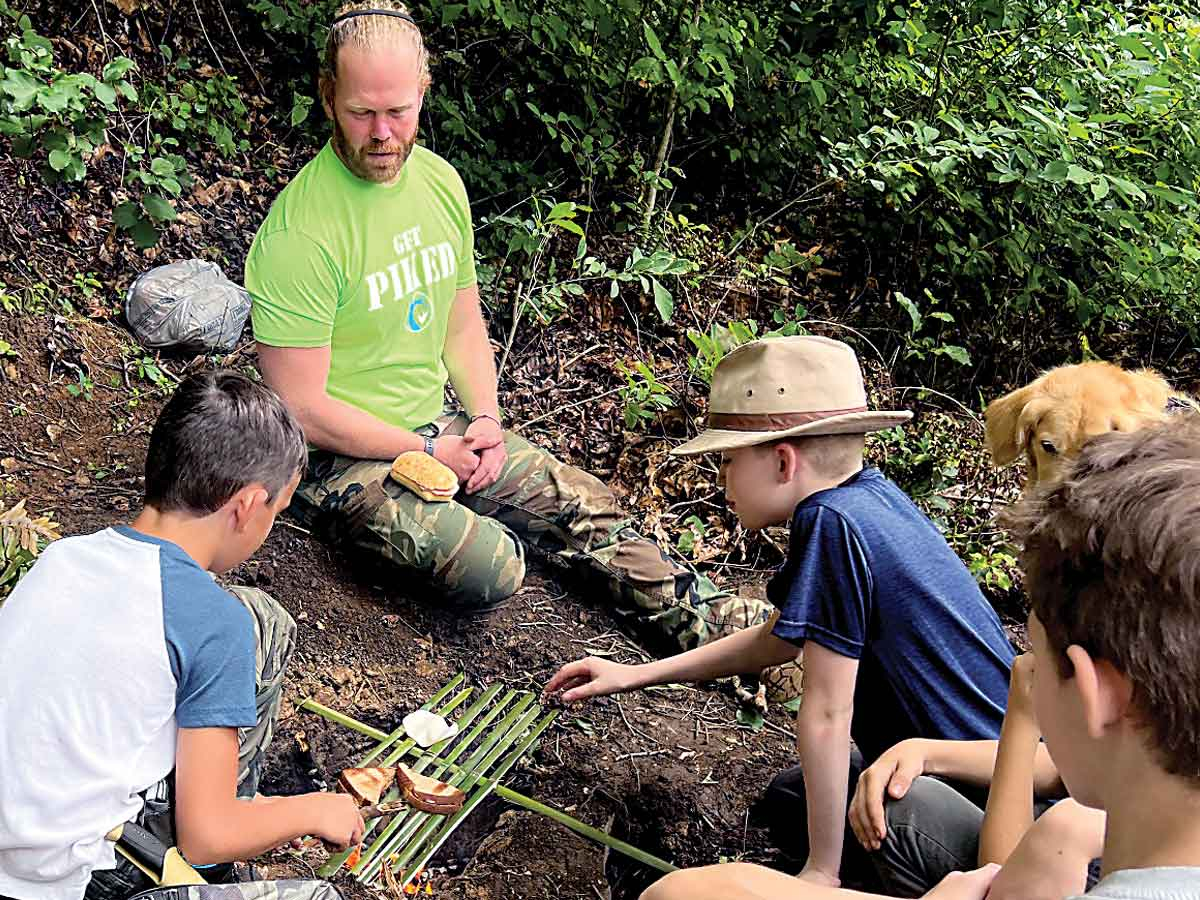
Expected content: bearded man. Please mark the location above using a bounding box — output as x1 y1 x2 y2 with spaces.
244 2 797 691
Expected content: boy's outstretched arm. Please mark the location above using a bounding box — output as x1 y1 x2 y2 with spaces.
175 727 364 865
794 642 859 887
545 619 800 702
978 654 1040 865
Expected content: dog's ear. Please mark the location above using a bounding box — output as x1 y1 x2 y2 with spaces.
985 383 1037 465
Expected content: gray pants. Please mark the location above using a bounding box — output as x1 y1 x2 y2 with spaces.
759 750 1097 896
85 588 296 900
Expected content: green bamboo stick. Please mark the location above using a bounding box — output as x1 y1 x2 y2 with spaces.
303 693 678 876
357 695 538 879
312 680 476 877
317 687 476 877
351 688 520 876
382 710 560 887
299 673 464 748
372 703 545 883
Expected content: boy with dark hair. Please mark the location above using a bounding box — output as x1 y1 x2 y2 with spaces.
638 412 1200 900
0 372 363 900
547 336 1015 891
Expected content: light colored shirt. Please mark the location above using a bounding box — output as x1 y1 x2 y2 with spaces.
246 141 477 431
0 527 256 900
1073 867 1200 899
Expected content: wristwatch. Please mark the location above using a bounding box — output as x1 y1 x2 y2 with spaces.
423 435 436 456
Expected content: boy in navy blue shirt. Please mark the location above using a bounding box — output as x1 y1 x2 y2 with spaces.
546 336 1014 892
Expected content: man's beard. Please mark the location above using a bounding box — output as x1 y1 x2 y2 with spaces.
332 119 416 184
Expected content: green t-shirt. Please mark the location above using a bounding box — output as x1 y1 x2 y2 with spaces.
245 141 476 431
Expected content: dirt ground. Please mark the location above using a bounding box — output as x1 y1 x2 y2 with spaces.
0 313 799 900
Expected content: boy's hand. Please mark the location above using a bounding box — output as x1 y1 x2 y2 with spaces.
1006 653 1037 723
545 657 638 702
311 793 366 850
921 864 1000 900
849 738 927 851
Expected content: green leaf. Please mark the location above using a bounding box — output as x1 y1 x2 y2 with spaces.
38 86 69 114
113 201 141 229
1041 161 1069 183
47 149 72 172
1065 165 1093 185
810 80 827 106
893 291 922 333
441 3 465 24
102 57 136 82
938 345 971 365
290 93 314 126
142 194 177 222
651 278 673 323
736 705 764 732
1091 176 1110 201
116 81 138 103
92 81 116 106
553 218 584 237
150 157 175 177
131 218 159 249
2 70 40 109
642 22 666 61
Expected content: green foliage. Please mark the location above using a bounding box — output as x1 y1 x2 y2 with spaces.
618 361 674 430
809 0 1200 337
674 513 707 556
244 0 1200 351
0 4 251 248
892 290 971 367
0 14 132 183
686 320 760 384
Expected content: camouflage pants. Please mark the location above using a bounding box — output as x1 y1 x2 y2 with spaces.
292 411 800 689
85 588 296 900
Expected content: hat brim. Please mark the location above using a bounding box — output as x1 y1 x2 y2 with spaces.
670 410 914 457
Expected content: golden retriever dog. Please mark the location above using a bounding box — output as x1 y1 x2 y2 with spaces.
985 361 1195 489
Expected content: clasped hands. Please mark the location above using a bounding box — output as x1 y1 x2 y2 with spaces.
432 415 506 493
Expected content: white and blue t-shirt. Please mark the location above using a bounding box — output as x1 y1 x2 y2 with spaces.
0 527 257 900
769 467 1016 762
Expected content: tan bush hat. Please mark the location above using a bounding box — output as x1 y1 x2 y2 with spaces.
672 335 912 456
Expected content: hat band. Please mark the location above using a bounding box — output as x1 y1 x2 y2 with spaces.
708 406 868 432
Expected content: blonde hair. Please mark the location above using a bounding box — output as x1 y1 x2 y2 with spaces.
319 1 433 105
777 433 866 478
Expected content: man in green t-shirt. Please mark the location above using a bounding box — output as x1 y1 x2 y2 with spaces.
244 1 798 693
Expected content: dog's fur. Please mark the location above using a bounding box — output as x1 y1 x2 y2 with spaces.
985 361 1194 489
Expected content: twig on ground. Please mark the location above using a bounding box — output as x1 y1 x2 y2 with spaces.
515 386 623 430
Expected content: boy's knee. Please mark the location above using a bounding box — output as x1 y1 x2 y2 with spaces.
226 586 297 668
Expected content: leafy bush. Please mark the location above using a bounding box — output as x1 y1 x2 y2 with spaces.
0 3 252 247
816 0 1200 338
250 0 1200 353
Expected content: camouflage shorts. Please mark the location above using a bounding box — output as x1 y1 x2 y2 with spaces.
291 409 802 694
